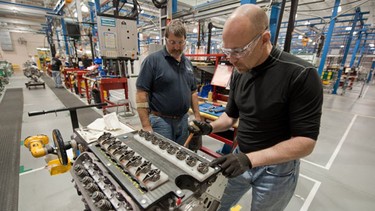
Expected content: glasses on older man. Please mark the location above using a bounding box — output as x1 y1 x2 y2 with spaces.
221 28 267 58
166 38 186 46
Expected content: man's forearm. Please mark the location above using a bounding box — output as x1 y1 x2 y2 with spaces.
210 112 237 133
137 108 152 131
191 91 201 121
136 89 152 131
247 136 316 168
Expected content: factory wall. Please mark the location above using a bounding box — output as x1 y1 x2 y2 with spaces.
0 32 46 67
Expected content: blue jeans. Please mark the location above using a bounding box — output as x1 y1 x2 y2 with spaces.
149 113 189 146
218 156 300 211
52 71 62 88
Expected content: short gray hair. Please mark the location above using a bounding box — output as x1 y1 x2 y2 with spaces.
165 20 186 39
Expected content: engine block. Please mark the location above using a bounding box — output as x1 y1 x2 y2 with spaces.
71 130 227 211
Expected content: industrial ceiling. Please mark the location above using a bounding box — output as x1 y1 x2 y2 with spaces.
0 0 374 54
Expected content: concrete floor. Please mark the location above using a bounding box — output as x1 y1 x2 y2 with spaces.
3 70 375 210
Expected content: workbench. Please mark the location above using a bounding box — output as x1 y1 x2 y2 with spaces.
83 76 129 113
63 68 80 89
73 70 88 96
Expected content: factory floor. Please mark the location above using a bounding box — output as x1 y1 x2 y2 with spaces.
3 70 375 211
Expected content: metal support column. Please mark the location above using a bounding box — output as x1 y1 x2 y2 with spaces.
172 0 177 14
94 0 101 14
56 27 62 52
88 1 97 60
367 60 375 83
60 15 70 55
318 0 340 76
357 31 368 67
349 30 362 68
240 0 257 4
349 12 364 68
269 0 285 45
332 8 360 94
46 17 56 56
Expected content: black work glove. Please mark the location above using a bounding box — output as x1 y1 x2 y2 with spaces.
210 153 252 178
188 120 213 136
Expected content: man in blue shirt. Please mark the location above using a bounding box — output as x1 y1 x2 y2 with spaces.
136 20 201 146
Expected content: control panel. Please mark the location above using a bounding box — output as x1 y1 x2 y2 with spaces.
97 16 139 60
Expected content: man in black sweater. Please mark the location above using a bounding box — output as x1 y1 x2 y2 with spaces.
189 4 323 210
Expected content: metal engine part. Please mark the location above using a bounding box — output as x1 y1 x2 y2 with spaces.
71 130 227 210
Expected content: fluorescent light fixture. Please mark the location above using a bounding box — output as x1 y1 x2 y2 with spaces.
369 43 374 47
304 21 310 25
81 5 89 13
332 6 342 13
340 45 344 48
155 36 160 39
345 27 352 31
37 47 50 51
298 35 303 39
193 28 198 33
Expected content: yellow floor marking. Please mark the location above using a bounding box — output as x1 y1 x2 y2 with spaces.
231 205 242 211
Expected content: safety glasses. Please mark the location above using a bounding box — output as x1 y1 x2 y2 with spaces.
221 28 267 58
165 38 186 46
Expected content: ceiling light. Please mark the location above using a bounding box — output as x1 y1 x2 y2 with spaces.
81 5 89 13
332 6 342 13
369 43 374 47
193 28 198 33
340 45 344 48
298 35 303 39
345 27 352 31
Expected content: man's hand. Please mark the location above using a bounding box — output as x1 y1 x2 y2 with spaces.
188 120 213 135
210 153 252 178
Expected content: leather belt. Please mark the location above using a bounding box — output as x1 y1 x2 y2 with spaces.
150 111 182 119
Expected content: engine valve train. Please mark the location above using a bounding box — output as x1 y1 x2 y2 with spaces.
31 128 227 211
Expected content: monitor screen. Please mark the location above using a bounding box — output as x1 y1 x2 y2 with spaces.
66 22 80 40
